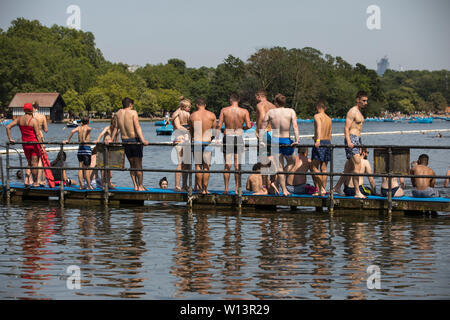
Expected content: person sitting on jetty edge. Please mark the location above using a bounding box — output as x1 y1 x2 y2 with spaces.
334 148 375 197
159 177 168 189
285 147 316 195
410 154 439 198
50 151 77 187
246 162 268 195
63 116 93 189
111 97 149 191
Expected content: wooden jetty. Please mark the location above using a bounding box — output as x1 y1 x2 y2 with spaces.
2 183 449 213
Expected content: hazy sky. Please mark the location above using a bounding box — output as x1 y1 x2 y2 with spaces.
1 0 449 70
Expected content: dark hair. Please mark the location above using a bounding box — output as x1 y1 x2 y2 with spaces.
256 90 266 97
33 101 39 109
316 99 327 109
195 98 206 106
229 93 240 102
51 151 66 166
122 97 134 108
252 162 262 171
274 93 286 107
159 177 168 187
356 91 368 99
81 116 89 125
418 154 429 165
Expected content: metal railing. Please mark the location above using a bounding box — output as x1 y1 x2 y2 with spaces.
1 141 449 213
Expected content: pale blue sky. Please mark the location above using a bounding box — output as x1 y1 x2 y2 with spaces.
1 0 449 70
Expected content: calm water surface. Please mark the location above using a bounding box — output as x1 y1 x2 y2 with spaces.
0 120 449 299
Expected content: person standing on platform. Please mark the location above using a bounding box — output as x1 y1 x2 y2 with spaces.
334 91 368 199
63 116 93 189
172 98 191 191
218 93 252 194
6 103 45 187
311 99 332 196
111 97 149 191
261 93 299 196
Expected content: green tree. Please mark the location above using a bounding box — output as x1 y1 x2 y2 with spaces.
63 89 85 115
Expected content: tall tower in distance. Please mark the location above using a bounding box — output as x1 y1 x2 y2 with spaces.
377 56 389 76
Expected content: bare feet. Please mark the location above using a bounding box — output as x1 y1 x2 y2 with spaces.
332 187 345 196
355 193 367 199
174 186 182 192
138 186 148 191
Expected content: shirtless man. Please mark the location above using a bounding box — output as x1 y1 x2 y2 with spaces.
286 147 314 195
311 100 332 196
63 116 93 189
334 91 368 198
189 98 218 194
445 168 450 188
381 177 404 198
246 162 268 195
172 98 191 191
218 93 252 194
343 148 376 197
255 90 276 188
261 93 299 196
32 102 48 186
410 154 438 198
111 97 149 191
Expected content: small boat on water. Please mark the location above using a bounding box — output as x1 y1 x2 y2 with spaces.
0 119 12 126
332 118 345 123
66 120 79 128
156 124 174 135
155 120 167 126
297 119 313 123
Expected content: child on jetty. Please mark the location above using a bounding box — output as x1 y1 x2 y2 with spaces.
63 116 93 189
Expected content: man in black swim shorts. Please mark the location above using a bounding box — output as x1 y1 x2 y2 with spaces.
111 97 149 191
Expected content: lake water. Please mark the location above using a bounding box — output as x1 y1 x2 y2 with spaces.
0 119 449 299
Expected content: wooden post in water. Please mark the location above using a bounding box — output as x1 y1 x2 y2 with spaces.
6 143 10 205
238 163 242 211
0 155 4 202
59 144 64 207
103 144 109 206
329 145 334 213
187 143 193 209
387 147 393 214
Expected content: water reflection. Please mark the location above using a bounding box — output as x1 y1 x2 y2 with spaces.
0 204 448 299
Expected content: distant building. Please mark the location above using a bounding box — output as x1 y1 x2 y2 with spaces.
377 56 389 76
8 92 65 123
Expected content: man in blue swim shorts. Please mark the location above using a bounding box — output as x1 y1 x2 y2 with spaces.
311 99 332 196
261 93 299 196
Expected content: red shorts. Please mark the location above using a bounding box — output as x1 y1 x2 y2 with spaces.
23 144 40 161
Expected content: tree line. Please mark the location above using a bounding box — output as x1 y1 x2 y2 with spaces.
0 18 448 118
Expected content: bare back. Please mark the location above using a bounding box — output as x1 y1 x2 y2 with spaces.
77 125 91 143
220 106 250 135
314 112 332 140
265 107 297 138
33 112 48 134
116 108 138 140
287 155 310 185
256 100 275 132
189 108 217 142
412 165 435 190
